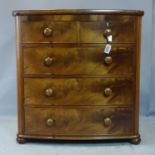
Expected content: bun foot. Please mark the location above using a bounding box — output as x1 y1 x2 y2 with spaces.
130 136 141 144
17 136 26 144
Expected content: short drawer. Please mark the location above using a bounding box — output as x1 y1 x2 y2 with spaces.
24 46 134 75
25 107 134 136
80 16 136 43
24 78 134 106
21 21 77 43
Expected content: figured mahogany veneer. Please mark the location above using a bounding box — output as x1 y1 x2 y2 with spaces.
25 107 134 136
13 9 144 144
21 15 135 43
22 21 77 43
24 46 134 75
24 78 134 106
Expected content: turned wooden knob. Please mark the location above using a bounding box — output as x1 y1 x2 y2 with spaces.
104 56 112 65
46 118 54 126
45 88 53 97
104 28 112 37
104 88 112 96
44 57 54 66
104 117 112 127
43 27 53 37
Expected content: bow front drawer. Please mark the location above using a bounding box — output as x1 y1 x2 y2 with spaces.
25 107 134 136
24 46 134 75
24 78 134 106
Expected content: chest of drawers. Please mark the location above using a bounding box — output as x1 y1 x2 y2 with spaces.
13 9 144 144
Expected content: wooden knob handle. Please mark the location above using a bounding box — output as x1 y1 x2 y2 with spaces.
104 88 112 96
43 27 53 37
45 88 53 97
104 56 112 65
104 117 112 127
44 57 54 66
104 28 112 37
46 118 54 126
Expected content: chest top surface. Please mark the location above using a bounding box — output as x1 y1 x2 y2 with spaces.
13 9 144 16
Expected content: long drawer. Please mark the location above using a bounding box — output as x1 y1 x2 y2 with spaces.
24 77 134 106
24 46 134 75
25 107 134 136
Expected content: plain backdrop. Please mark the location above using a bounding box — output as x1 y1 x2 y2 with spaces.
0 0 154 116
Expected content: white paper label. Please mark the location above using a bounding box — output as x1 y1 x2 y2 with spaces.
104 44 112 54
107 35 112 42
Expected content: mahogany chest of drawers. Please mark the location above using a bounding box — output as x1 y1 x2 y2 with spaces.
13 9 144 144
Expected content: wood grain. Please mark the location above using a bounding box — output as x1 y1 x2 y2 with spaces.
25 107 134 136
20 14 137 22
21 21 78 43
13 9 144 16
15 16 25 134
134 16 142 135
13 10 143 143
80 16 136 43
24 77 134 106
20 15 136 43
24 46 134 75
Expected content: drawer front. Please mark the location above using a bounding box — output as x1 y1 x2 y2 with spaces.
24 78 134 106
24 46 134 75
25 107 134 136
80 16 136 43
21 21 77 43
21 15 136 43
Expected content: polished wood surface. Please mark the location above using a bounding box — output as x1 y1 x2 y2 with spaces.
24 77 134 106
80 16 136 43
13 9 144 144
15 16 25 135
20 15 136 43
24 46 134 75
19 14 139 22
25 107 134 136
13 9 144 16
21 21 77 43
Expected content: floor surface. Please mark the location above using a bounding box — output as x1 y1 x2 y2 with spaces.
0 116 155 155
